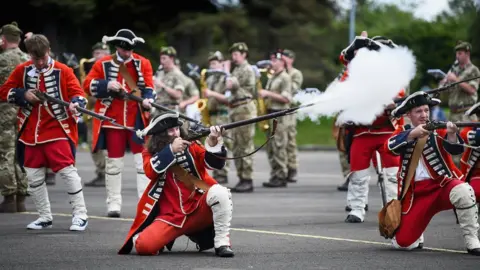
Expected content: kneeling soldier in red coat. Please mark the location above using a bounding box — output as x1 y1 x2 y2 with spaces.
386 91 480 255
119 112 234 257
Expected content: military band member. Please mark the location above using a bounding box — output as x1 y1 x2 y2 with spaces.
281 49 303 183
80 42 110 187
224 42 257 193
118 112 234 257
153 46 186 111
0 22 29 213
441 41 480 122
387 91 480 256
258 50 292 188
0 34 89 230
83 29 154 217
203 51 232 184
175 58 200 130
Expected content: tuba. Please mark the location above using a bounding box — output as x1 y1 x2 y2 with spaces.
195 68 211 126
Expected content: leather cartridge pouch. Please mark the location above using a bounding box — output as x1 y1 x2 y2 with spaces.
378 136 427 239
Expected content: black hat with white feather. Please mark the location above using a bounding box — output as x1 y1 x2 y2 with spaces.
102 29 145 51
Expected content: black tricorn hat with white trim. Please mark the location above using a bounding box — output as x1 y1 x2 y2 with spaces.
391 91 441 118
465 102 480 116
102 29 145 51
136 112 184 138
340 36 382 63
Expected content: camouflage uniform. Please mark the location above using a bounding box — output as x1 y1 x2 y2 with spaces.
181 73 200 131
445 42 480 122
263 67 293 188
206 52 232 183
0 22 29 212
154 47 186 113
228 42 258 193
283 49 303 182
80 42 110 187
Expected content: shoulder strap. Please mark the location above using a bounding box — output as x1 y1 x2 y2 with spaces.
400 136 428 200
112 56 142 98
169 164 211 192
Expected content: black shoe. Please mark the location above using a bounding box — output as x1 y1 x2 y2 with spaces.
215 246 234 257
85 174 106 187
417 243 424 249
263 178 287 188
345 204 368 212
287 169 297 183
337 178 349 191
107 211 121 218
231 180 254 193
345 215 363 223
45 173 56 186
467 248 480 256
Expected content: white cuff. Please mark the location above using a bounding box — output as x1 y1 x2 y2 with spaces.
205 137 224 153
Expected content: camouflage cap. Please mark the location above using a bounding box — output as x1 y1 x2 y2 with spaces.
0 21 22 37
228 42 248 53
160 46 177 57
455 40 472 52
207 51 224 62
92 42 109 51
282 49 295 59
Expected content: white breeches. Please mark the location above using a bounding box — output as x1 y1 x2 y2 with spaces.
206 184 233 248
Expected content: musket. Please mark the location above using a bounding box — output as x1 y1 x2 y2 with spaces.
187 102 315 141
114 89 206 128
395 75 480 103
34 91 136 132
424 120 480 131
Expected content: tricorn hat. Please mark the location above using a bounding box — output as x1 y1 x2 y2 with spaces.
391 91 441 118
136 112 184 138
340 36 382 64
102 29 145 51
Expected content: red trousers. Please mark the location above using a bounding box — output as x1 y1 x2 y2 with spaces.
135 195 214 255
350 133 399 171
24 140 74 172
468 168 480 201
395 179 462 247
104 128 143 158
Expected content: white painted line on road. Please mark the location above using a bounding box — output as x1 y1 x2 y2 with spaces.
19 212 466 254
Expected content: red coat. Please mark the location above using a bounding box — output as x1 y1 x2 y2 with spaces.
83 53 154 152
459 127 480 181
386 126 464 213
118 141 227 254
0 59 86 149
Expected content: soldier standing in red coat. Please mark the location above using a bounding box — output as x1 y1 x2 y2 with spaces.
118 112 234 257
459 102 480 200
84 29 155 218
386 91 480 255
339 33 404 223
0 34 88 231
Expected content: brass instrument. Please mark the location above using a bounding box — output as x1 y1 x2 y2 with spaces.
254 64 273 132
195 68 210 126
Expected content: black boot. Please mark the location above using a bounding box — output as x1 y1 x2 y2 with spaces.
262 177 287 188
345 214 363 223
468 248 480 256
287 169 298 183
345 204 368 212
215 246 234 257
231 179 254 193
85 173 106 187
337 177 349 191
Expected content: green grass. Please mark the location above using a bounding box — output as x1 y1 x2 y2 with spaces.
253 117 336 146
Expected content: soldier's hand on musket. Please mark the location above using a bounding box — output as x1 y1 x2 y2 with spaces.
207 126 224 147
446 121 459 134
69 102 79 115
171 137 191 153
107 81 122 92
142 98 153 110
24 89 41 104
409 124 431 140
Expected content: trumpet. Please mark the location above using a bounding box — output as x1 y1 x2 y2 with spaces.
195 68 211 126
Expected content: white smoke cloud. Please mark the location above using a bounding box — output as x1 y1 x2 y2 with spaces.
293 45 417 125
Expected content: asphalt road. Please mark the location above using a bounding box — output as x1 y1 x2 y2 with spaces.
1 150 479 270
